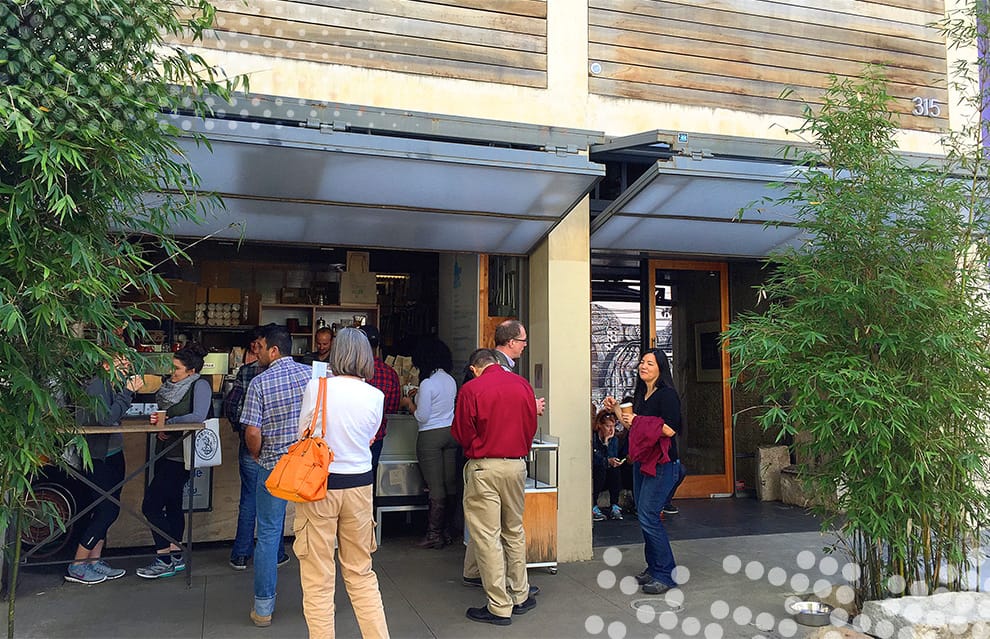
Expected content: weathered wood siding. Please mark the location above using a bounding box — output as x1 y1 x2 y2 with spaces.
194 0 548 88
589 0 948 131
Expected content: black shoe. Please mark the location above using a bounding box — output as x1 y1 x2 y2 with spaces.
229 556 248 571
634 569 652 585
277 552 290 568
463 576 483 588
512 596 537 615
529 585 540 597
466 606 511 626
641 580 672 595
662 504 679 515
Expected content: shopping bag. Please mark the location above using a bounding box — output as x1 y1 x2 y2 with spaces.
184 417 223 470
265 377 334 502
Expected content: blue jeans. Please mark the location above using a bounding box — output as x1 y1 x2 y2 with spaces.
664 460 687 509
632 461 678 587
254 465 288 617
231 442 285 561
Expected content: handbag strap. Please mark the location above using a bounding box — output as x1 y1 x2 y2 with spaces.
302 376 328 440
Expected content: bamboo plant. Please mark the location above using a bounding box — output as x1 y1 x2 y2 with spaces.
725 65 990 607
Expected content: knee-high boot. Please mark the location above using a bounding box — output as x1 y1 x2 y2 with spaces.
416 498 445 549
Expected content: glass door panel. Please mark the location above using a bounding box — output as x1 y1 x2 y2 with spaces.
650 261 732 498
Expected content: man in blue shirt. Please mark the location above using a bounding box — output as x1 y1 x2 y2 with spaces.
223 325 288 571
240 325 311 628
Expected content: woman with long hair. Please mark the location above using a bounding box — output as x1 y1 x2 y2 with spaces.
603 348 681 595
294 328 388 639
400 337 459 548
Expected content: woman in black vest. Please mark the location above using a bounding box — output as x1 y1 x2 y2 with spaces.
136 343 212 579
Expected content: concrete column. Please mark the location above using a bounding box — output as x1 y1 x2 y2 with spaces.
528 198 592 562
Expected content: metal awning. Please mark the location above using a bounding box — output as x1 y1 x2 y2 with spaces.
156 104 604 255
590 155 805 258
589 129 949 259
589 129 808 258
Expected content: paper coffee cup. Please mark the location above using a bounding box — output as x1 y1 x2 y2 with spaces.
155 410 167 425
619 402 633 415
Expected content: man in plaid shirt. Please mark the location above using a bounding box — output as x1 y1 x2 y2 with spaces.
223 326 287 571
360 325 400 483
240 325 311 628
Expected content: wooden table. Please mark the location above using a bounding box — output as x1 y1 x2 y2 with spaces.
20 419 205 587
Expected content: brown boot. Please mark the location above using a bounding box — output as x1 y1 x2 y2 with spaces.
416 499 445 549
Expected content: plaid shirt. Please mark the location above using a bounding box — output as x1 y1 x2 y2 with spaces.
368 357 400 441
222 361 262 431
240 356 311 470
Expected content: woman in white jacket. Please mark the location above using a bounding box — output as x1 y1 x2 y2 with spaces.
294 328 389 639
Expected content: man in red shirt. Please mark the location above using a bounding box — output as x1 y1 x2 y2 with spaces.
453 348 539 626
359 325 401 488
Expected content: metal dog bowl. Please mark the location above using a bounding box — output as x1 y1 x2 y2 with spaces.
789 600 834 627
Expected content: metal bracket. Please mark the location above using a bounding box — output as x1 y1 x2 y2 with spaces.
308 120 347 133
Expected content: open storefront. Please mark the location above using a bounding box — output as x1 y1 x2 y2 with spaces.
26 96 604 560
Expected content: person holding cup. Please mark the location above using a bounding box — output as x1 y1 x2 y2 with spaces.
137 343 212 580
602 348 681 596
65 356 144 584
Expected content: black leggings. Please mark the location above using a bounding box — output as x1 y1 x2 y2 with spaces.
79 452 125 550
592 465 622 508
142 459 187 551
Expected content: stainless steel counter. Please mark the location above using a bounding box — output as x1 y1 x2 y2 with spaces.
377 413 426 498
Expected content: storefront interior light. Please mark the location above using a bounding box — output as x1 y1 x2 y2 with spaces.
375 273 411 280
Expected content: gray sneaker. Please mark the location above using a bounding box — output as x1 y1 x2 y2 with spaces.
136 557 179 579
170 554 186 573
90 560 126 580
65 562 107 585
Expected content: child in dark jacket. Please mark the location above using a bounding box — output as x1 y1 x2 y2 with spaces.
592 409 624 521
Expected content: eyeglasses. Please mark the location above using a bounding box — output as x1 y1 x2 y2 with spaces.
512 337 528 344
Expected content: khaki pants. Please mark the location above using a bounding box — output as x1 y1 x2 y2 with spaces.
462 458 529 617
294 485 389 639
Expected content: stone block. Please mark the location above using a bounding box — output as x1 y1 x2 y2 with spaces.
756 445 789 501
780 465 813 507
859 592 990 639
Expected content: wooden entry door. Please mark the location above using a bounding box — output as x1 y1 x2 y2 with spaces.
648 260 733 498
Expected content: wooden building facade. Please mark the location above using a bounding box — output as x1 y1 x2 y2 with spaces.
162 0 955 562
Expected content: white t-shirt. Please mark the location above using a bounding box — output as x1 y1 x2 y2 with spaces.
297 375 383 475
413 369 456 432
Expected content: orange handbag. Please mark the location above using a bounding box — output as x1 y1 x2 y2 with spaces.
265 376 334 502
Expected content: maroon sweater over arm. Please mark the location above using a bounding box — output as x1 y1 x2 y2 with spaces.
628 415 671 477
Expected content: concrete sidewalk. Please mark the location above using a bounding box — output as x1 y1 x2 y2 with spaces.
10 529 857 639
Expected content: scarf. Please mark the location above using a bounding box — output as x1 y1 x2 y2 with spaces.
156 373 200 410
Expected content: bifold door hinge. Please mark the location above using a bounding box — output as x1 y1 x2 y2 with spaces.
306 119 348 133
547 144 579 156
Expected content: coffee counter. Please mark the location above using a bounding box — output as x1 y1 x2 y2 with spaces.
106 414 422 549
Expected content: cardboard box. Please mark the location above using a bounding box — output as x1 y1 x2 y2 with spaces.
195 287 209 303
209 374 224 393
346 251 370 273
340 271 377 305
208 287 241 304
162 279 197 322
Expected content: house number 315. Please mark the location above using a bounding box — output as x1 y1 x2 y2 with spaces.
912 97 941 117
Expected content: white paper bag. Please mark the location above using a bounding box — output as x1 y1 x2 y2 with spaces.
184 417 223 470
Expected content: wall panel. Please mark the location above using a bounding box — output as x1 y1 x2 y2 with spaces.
195 0 548 88
589 0 947 131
